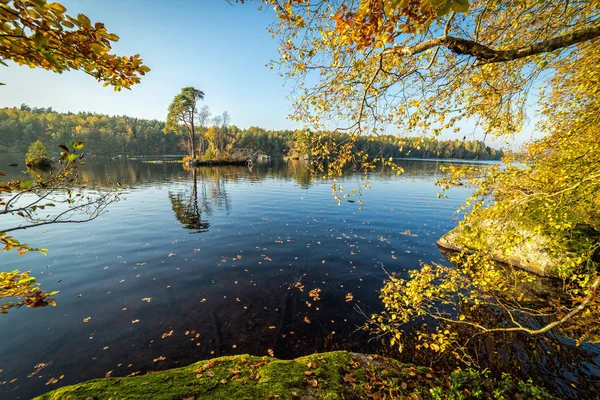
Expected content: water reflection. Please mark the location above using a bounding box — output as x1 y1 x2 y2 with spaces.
169 168 211 233
0 156 596 399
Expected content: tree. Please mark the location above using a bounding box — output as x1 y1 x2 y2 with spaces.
206 111 234 156
1 0 144 313
248 0 600 359
25 139 51 167
164 87 208 160
0 0 150 89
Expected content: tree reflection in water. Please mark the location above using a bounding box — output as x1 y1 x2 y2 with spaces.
169 167 210 233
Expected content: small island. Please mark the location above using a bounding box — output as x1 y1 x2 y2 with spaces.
25 140 52 168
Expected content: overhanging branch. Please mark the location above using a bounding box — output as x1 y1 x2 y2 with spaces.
383 23 600 64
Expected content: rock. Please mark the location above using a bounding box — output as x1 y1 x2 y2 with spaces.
437 220 563 277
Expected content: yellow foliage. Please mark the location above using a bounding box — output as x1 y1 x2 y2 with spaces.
0 0 149 89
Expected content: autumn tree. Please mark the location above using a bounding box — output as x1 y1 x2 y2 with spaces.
206 111 234 156
25 139 51 167
1 0 144 313
246 0 600 362
164 87 209 161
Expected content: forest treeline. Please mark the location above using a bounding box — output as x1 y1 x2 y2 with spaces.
0 105 504 160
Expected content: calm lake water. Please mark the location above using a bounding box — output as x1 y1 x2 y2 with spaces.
0 157 597 399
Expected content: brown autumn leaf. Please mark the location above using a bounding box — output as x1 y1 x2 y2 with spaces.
343 373 357 383
45 377 59 385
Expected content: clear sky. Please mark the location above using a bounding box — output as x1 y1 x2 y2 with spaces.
0 0 538 148
0 0 299 130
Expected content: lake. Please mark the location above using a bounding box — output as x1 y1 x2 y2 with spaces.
0 157 597 399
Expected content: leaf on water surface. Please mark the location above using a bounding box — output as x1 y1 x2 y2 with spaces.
45 377 58 385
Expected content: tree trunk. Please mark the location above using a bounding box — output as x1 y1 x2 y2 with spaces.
190 133 196 160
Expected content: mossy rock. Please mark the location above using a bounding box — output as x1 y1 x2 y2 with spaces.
437 220 564 277
37 351 554 400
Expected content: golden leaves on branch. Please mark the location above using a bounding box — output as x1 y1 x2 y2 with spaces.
0 270 57 313
0 0 149 89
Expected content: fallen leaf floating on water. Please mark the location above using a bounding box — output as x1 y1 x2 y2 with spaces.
304 316 311 324
309 288 321 301
141 297 152 303
345 293 354 302
153 356 166 362
45 377 58 385
83 317 91 323
162 330 174 339
26 363 49 378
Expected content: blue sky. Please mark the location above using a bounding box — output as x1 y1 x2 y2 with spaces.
0 0 298 130
0 0 538 148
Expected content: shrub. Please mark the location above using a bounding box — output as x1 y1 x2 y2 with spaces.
25 140 51 167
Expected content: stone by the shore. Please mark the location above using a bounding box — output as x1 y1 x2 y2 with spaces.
437 220 563 277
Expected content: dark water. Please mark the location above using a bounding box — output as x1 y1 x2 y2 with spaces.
0 156 596 399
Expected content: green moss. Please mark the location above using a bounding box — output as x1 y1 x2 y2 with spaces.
37 351 555 400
